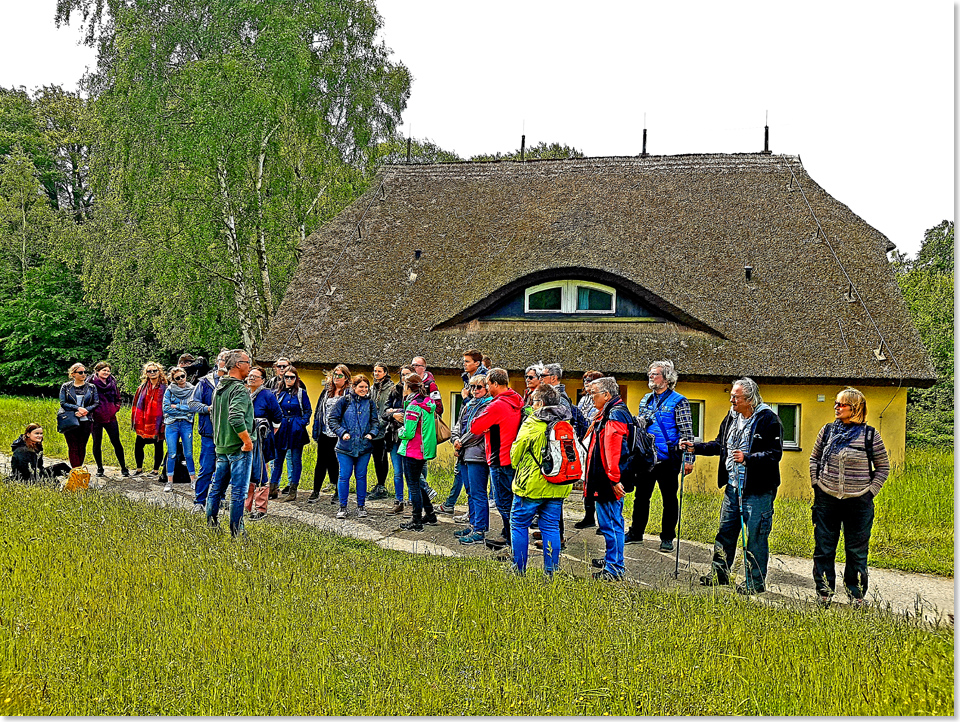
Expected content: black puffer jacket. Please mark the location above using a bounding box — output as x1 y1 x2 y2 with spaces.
693 407 783 496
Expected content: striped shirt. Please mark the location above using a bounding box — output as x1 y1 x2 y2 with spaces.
809 424 889 499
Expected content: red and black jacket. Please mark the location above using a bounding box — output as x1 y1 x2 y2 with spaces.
585 395 633 503
469 388 524 468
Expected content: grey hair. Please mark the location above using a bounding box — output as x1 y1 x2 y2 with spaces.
542 363 563 379
531 383 561 407
591 376 620 398
224 349 250 371
732 377 762 407
486 367 509 386
525 362 544 376
649 360 678 389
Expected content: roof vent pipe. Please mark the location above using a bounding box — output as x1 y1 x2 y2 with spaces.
762 123 771 155
641 128 649 158
744 265 753 282
406 137 411 163
520 134 525 162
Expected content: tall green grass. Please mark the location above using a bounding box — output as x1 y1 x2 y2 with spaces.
1 396 952 575
0 483 951 716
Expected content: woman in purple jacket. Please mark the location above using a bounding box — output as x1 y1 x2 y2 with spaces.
89 361 129 478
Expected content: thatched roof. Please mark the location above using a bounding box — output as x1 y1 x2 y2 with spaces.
258 153 935 387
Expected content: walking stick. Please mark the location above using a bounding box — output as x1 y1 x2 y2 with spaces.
673 461 688 579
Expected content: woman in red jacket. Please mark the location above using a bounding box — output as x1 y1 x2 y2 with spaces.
131 362 167 477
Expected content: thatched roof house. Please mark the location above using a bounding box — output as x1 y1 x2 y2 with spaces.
258 153 934 389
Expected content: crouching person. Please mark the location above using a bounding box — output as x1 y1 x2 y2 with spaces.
11 424 71 481
509 384 574 576
681 377 782 595
585 377 633 581
206 350 256 536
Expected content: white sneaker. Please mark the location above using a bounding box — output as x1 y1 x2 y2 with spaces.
453 512 470 523
488 498 496 508
163 481 173 492
336 507 348 519
357 506 368 519
427 487 438 501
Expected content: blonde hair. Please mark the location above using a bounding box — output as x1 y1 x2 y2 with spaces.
140 362 168 386
837 387 867 425
67 362 86 377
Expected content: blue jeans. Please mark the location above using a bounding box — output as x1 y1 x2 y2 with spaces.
337 452 371 507
596 498 625 577
489 465 516 539
389 442 404 502
444 462 466 508
812 486 873 599
511 496 564 575
712 486 776 591
464 461 489 532
269 448 303 488
194 435 216 506
206 449 253 536
164 419 196 476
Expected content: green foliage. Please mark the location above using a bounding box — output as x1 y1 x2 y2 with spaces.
372 134 463 164
0 484 952 715
894 220 954 447
470 140 585 162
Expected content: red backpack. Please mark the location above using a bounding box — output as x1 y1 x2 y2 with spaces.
539 419 586 484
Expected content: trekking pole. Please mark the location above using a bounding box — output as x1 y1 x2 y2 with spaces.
673 461 688 579
735 477 749 585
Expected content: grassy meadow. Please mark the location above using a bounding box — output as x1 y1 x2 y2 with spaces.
0 482 952 716
2 395 953 577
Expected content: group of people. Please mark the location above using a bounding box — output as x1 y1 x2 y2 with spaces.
11 349 890 604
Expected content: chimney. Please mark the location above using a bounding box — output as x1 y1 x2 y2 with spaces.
520 134 526 162
641 128 649 158
762 124 771 155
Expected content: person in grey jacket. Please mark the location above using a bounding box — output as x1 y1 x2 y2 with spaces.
368 362 396 500
162 368 198 491
450 375 492 545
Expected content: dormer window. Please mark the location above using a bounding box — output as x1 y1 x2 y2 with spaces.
524 281 617 314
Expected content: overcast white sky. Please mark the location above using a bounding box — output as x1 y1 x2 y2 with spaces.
2 0 953 256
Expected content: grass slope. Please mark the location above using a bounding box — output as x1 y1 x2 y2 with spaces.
0 484 952 715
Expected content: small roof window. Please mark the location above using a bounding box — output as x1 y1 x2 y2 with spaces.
524 280 616 314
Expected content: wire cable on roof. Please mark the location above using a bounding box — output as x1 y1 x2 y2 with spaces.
782 159 904 422
278 172 393 357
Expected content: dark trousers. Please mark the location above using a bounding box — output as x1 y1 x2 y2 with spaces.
402 456 433 521
312 434 339 491
92 418 127 471
630 459 681 541
63 422 92 468
370 438 390 486
134 435 165 471
812 486 875 599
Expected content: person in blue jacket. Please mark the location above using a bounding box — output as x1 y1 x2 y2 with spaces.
271 365 313 502
245 365 283 520
189 353 227 513
329 374 381 519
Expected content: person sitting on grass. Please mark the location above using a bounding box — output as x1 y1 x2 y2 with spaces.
10 424 72 481
509 383 572 576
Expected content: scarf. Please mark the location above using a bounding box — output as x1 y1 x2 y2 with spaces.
725 402 773 493
822 420 865 463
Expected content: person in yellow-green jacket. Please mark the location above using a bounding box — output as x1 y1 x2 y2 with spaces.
509 383 574 576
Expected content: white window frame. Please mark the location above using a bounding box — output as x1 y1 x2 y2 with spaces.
688 400 705 442
523 280 617 315
770 403 801 449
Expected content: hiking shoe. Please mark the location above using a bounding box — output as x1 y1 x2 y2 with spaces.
357 506 368 519
399 520 424 532
369 485 388 500
535 538 566 551
422 513 439 526
249 511 266 521
131 469 144 477
268 485 279 500
454 527 474 537
319 484 333 494
574 515 596 529
306 493 320 504
624 529 644 544
485 535 509 549
388 502 404 515
330 493 340 505
532 530 542 540
120 468 130 478
336 507 348 519
592 570 624 581
96 468 105 478
280 485 290 495
591 558 605 569
453 512 470 523
438 502 455 514
735 582 765 595
427 487 438 501
659 539 675 552
281 489 298 502
163 481 173 492
699 573 728 587
459 531 485 545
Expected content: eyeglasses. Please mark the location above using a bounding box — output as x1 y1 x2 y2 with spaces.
284 374 297 380
834 402 850 408
412 363 425 368
333 373 345 379
237 360 251 366
648 371 663 378
173 375 185 381
146 370 159 375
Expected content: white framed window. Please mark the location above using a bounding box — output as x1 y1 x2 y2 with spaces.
770 403 801 449
450 391 466 425
688 400 705 442
524 280 616 314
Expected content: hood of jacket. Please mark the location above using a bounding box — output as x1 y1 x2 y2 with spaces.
11 435 27 453
493 387 524 412
533 404 572 424
167 382 196 403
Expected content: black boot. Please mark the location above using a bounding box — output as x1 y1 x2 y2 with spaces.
268 483 279 500
574 510 596 529
400 512 424 532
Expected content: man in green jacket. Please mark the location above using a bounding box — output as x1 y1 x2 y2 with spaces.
206 349 255 536
509 383 575 576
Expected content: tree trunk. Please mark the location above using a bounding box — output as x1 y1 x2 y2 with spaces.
217 161 259 350
254 123 280 323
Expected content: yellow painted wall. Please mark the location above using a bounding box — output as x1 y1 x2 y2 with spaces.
290 366 907 500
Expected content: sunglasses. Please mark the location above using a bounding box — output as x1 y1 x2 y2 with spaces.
334 373 345 379
470 384 485 389
524 374 537 380
834 402 850 408
146 370 159 375
284 374 297 380
75 370 87 375
275 364 288 369
173 375 185 381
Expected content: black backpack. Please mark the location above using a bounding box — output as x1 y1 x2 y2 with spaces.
815 424 877 480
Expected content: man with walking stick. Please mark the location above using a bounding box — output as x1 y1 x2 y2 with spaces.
625 360 696 552
680 378 783 595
